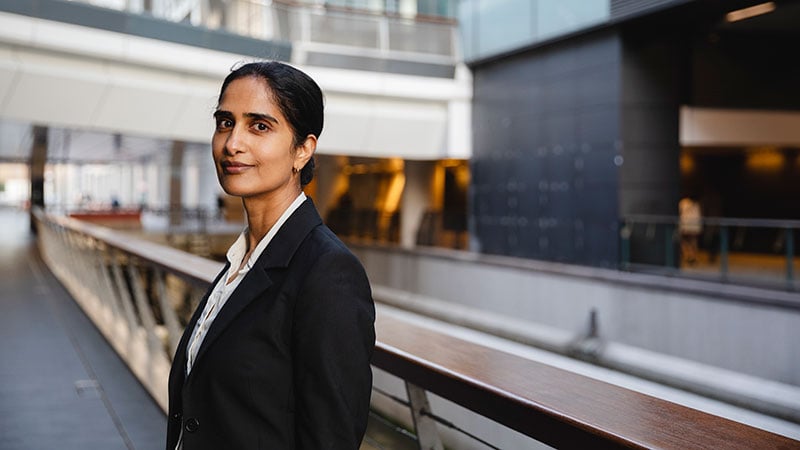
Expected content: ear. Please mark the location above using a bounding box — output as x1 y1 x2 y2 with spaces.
294 134 317 170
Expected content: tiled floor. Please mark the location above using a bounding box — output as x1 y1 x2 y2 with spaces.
0 207 166 449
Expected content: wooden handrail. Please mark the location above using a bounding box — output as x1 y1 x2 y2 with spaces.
373 311 798 449
37 210 799 449
43 211 222 286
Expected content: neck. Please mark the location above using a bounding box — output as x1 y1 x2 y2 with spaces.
242 188 302 250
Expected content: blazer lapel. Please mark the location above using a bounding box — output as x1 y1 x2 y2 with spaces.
188 199 323 373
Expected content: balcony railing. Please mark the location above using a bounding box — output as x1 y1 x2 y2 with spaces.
70 0 459 64
621 215 800 291
33 208 799 449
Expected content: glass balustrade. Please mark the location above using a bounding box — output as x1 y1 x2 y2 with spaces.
69 0 458 62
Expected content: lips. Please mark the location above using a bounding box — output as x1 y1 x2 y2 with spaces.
221 161 253 174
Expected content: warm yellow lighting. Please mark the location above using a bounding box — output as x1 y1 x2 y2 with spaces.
454 164 471 189
441 158 463 168
431 164 445 209
349 164 368 174
386 158 405 171
680 153 695 174
382 173 406 214
726 2 775 22
746 148 784 171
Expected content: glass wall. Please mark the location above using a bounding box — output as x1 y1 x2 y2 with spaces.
458 0 610 62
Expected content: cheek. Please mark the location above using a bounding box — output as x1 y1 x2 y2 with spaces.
211 144 224 165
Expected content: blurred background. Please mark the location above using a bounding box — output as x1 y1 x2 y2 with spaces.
1 1 799 449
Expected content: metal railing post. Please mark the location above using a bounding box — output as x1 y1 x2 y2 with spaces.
111 253 142 335
665 223 675 268
378 16 390 52
405 382 443 450
86 238 108 309
127 263 164 357
620 221 631 270
786 227 794 288
720 225 729 279
96 244 124 322
154 268 184 356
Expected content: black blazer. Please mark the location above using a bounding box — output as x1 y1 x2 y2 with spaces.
166 199 375 450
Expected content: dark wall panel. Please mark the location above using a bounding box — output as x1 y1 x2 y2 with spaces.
471 31 623 267
619 30 683 212
619 30 684 266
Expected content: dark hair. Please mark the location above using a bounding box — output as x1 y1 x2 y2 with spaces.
218 61 324 186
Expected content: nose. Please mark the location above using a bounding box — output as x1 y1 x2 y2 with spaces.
223 125 245 155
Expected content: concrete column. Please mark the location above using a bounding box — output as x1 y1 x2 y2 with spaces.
196 146 217 211
119 163 133 206
401 160 437 248
169 141 185 227
29 126 47 233
145 163 160 208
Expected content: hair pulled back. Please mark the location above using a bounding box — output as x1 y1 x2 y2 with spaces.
218 61 324 186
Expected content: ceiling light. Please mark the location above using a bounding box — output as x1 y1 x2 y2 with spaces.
725 2 776 22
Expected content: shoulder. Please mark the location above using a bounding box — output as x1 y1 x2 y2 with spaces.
293 225 373 317
304 224 358 259
286 223 366 278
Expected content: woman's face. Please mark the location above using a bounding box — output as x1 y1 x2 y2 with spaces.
212 76 313 201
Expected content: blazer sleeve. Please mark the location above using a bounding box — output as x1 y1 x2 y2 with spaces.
292 247 375 449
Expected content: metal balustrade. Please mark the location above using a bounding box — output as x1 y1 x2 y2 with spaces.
621 215 800 290
34 208 219 410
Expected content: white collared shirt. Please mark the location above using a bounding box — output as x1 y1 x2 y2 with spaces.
184 192 306 376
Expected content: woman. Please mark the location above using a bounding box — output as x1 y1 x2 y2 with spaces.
166 62 375 450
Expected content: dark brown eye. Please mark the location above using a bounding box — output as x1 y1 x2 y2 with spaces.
216 118 233 130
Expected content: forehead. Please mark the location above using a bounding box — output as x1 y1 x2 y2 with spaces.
219 76 279 112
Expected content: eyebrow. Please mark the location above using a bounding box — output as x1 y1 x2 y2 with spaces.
213 110 279 125
245 112 279 124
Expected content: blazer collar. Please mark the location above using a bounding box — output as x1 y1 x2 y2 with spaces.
186 198 322 378
250 197 323 271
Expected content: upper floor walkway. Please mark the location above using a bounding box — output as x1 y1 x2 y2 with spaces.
0 0 471 162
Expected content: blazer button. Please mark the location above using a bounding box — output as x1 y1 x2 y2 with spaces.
184 417 199 433
171 412 182 421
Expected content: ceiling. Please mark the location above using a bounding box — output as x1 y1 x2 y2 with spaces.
718 0 800 34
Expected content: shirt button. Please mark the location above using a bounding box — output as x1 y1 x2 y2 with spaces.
185 417 200 433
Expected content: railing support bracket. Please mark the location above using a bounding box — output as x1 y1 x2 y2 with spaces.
405 381 443 450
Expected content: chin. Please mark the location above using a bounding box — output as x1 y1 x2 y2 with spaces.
219 181 248 197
